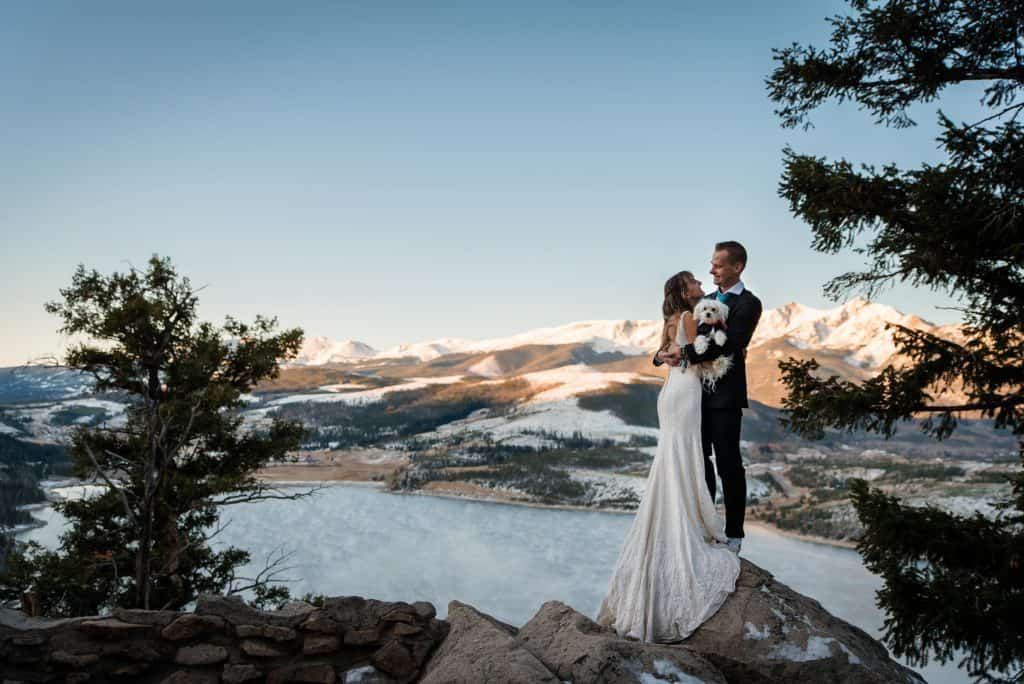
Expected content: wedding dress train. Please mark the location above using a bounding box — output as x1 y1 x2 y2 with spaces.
596 316 741 642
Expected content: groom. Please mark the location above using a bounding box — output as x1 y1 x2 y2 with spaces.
654 241 763 553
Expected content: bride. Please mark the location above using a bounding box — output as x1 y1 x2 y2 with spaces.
596 270 741 643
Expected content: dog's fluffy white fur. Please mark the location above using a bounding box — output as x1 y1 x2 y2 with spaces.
692 299 729 354
689 299 732 390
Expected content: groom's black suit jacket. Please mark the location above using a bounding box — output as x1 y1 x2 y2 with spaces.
653 289 763 409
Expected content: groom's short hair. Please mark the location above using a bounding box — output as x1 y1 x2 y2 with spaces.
715 241 748 268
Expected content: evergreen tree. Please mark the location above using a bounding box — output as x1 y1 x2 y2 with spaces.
0 255 321 615
767 1 1023 681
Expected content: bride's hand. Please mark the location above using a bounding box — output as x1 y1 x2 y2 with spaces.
659 344 683 366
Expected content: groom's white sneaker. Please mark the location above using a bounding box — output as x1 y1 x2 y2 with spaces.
725 537 742 554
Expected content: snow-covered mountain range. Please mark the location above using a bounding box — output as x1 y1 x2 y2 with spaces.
750 298 963 369
0 297 965 417
294 320 662 365
291 297 960 371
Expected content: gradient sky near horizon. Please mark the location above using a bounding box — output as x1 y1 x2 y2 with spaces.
2 1 991 366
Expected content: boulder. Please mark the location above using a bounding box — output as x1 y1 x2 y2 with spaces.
174 643 229 665
419 601 562 683
266 662 336 683
195 593 307 629
303 634 341 654
300 612 343 635
236 624 297 641
273 600 319 619
222 663 263 683
161 614 227 641
78 617 151 637
321 597 419 633
159 671 220 684
113 608 181 627
517 600 727 684
682 559 926 683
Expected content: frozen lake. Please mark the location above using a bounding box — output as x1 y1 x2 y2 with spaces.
19 481 967 683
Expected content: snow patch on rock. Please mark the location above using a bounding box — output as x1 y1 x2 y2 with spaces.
769 635 860 663
744 622 771 640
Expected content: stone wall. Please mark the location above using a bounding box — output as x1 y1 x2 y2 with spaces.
0 594 446 683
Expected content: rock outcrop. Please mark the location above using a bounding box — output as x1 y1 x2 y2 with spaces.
0 560 925 683
515 601 728 684
683 560 924 683
418 601 560 684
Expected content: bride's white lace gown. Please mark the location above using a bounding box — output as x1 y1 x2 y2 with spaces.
596 316 741 643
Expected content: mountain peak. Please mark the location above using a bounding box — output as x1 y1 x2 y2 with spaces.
293 338 378 366
750 297 947 367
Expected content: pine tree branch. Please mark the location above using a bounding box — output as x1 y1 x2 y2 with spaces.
912 399 1024 413
856 66 1024 89
966 102 1024 130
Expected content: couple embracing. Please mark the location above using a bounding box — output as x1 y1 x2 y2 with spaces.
597 241 763 644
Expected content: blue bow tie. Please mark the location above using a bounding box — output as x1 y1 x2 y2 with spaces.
715 291 733 303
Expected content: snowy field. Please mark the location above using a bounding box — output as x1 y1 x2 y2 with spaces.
431 397 659 446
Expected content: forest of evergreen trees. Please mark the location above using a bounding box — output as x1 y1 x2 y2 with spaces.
0 435 70 528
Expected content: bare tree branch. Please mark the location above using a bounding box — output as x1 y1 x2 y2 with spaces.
227 543 300 595
82 443 137 525
211 483 327 507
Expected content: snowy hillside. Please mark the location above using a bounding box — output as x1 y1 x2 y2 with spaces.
0 366 93 403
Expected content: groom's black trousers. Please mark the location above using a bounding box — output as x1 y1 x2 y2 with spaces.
701 407 746 539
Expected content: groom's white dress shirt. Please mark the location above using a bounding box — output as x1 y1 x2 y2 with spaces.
718 280 745 297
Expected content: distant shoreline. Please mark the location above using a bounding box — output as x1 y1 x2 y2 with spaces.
258 475 860 551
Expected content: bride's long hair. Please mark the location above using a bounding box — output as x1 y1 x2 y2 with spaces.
662 271 696 319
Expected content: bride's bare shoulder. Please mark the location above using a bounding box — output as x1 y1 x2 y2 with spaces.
681 310 698 337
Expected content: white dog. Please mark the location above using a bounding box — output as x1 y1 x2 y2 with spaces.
689 299 733 390
692 299 729 354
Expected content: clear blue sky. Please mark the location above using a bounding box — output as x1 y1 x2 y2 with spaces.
1 1 988 365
